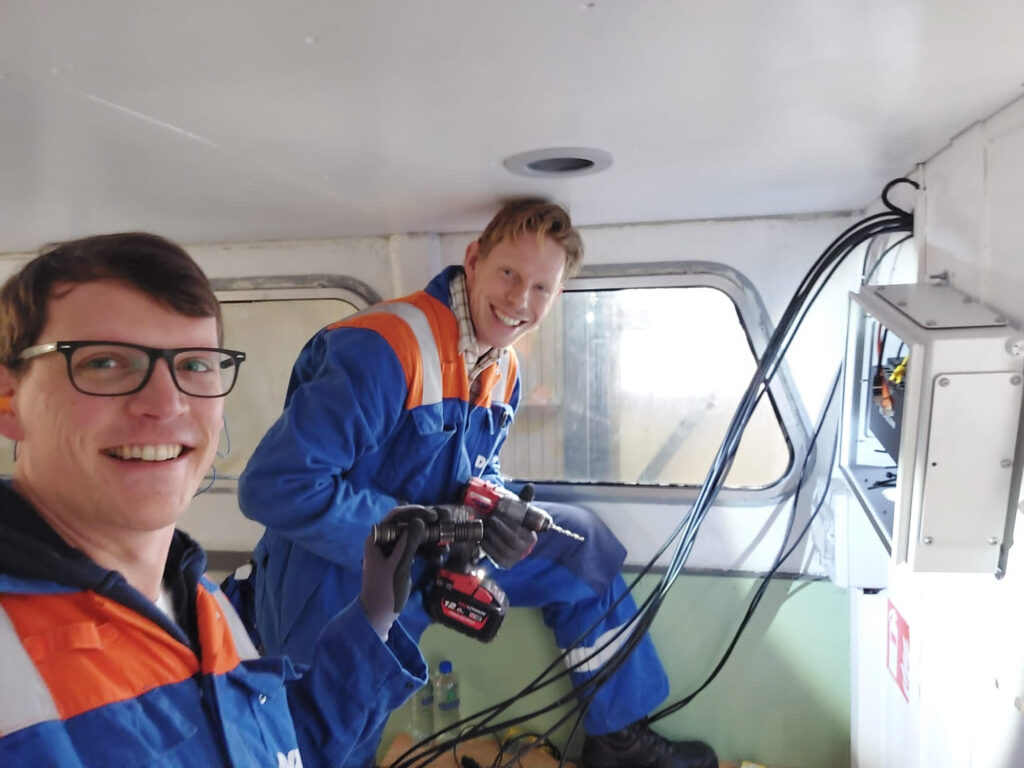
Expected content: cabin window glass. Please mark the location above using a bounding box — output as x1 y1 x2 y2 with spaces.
213 298 358 479
501 284 791 488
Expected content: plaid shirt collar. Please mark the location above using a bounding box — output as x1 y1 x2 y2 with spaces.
450 269 505 382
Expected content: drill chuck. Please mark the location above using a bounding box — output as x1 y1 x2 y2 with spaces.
494 498 585 542
372 519 485 547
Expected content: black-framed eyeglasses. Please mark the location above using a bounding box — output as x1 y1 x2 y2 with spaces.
18 340 247 398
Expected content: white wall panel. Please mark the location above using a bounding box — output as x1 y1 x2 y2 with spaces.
852 91 1024 768
921 122 986 295
983 101 1024 328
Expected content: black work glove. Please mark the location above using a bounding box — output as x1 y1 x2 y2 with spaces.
360 505 438 640
481 484 538 569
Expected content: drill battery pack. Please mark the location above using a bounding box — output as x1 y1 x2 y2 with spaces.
427 567 508 643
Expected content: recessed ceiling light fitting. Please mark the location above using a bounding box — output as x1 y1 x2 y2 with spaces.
503 147 612 178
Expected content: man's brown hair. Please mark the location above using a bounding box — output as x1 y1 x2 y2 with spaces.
476 200 584 279
0 232 222 368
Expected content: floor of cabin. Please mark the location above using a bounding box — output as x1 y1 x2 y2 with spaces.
380 732 573 767
381 731 778 767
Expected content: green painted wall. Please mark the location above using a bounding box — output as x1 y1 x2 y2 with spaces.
380 574 850 767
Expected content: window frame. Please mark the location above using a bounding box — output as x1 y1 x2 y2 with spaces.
514 261 813 510
200 273 381 494
209 272 383 306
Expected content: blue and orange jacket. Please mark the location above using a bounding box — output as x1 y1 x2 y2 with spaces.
0 482 427 767
239 266 521 659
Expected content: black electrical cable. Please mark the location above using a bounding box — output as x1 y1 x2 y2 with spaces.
576 195 908 742
634 199 917 720
649 230 898 608
645 184 917 722
650 366 843 721
389 563 670 765
391 535 683 765
659 184 917 582
547 182 919 733
545 181 920 744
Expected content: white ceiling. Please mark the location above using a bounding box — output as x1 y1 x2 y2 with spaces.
1 1 1022 253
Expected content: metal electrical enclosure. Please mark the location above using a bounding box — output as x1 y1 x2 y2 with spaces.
841 283 1024 574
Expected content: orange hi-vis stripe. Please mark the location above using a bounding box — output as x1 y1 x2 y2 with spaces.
0 584 245 728
335 300 434 410
327 291 518 409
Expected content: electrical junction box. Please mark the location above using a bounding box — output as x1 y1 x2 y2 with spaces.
840 282 1024 575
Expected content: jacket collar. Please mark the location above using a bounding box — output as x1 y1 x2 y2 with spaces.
0 481 205 647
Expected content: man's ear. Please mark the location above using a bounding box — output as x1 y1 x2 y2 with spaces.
0 366 25 442
463 240 480 278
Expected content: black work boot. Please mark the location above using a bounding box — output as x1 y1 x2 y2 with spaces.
580 718 718 768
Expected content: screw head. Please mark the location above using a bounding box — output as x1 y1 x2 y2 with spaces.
989 537 1000 545
923 536 934 545
1002 459 1013 469
1012 375 1022 386
938 377 950 387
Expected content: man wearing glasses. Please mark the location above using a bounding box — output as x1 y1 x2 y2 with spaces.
0 232 432 767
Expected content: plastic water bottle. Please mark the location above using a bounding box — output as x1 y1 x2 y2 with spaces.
407 681 435 744
433 659 462 734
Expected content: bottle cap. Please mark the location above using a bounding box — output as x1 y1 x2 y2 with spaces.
439 660 453 674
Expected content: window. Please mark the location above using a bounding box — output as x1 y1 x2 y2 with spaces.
213 296 359 479
207 275 380 483
501 267 798 493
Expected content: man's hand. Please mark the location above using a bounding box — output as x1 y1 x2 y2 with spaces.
481 516 537 569
360 505 438 640
481 484 538 569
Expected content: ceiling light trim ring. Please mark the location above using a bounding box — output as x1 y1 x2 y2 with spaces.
503 147 613 178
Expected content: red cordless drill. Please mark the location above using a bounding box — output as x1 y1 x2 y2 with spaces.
462 477 585 542
424 479 584 642
371 481 583 642
372 510 508 642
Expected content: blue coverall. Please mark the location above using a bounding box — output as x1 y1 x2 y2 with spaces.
239 266 670 765
0 482 426 767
